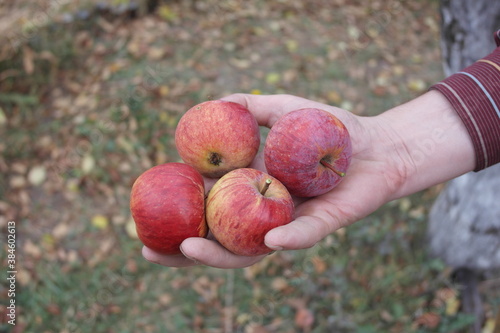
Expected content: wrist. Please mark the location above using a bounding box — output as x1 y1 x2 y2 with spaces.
376 90 475 199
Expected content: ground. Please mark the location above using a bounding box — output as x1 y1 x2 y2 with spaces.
0 0 498 332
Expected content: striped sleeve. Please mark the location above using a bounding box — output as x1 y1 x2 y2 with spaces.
430 30 500 171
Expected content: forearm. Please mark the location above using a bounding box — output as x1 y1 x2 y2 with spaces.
378 90 475 200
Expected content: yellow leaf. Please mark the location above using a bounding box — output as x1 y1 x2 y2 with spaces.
92 215 109 230
326 90 342 104
445 296 460 316
481 318 496 333
28 165 46 186
158 85 169 97
407 79 427 93
285 39 298 53
81 154 95 175
266 72 280 85
0 107 6 126
126 217 138 239
250 89 262 95
42 234 55 247
158 5 177 21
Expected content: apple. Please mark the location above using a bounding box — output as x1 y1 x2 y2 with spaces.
264 108 352 197
175 100 260 178
206 168 294 256
130 162 207 254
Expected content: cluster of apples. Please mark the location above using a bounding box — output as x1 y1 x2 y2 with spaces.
130 100 352 257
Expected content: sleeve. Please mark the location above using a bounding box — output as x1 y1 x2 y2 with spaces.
429 30 500 171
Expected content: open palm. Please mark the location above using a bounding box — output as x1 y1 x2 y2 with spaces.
143 93 412 268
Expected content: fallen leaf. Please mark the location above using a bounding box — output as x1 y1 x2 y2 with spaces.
53 222 69 239
285 39 298 53
10 175 26 189
28 165 46 186
81 154 95 175
445 296 460 316
414 312 440 329
92 214 109 230
407 78 426 92
157 4 177 21
0 107 6 125
271 277 288 291
17 270 32 287
22 45 35 74
125 216 138 239
265 72 280 85
481 318 495 333
24 239 42 259
326 90 342 104
295 308 314 331
310 255 327 274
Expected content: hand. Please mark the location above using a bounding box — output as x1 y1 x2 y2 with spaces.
142 93 414 268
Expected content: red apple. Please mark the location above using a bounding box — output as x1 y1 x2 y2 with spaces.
264 108 352 197
175 100 260 178
130 162 207 254
206 168 294 256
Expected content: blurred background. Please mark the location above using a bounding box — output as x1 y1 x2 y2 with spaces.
0 0 498 332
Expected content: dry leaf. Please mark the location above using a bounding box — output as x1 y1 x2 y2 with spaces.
28 165 46 186
0 107 6 126
407 78 426 92
125 217 138 239
22 45 35 74
53 222 69 239
310 255 327 274
17 270 32 287
271 277 288 291
295 307 314 331
414 312 440 329
265 72 280 85
91 214 109 230
82 154 95 175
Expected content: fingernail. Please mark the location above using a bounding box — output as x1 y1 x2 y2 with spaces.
180 246 200 265
266 244 283 251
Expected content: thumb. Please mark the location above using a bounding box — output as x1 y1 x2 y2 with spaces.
264 216 338 251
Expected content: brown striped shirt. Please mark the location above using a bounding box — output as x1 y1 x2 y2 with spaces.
430 30 500 171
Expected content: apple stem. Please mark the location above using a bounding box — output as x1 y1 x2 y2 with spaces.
320 159 346 177
260 179 272 196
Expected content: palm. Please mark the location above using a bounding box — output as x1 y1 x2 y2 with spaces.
143 94 406 268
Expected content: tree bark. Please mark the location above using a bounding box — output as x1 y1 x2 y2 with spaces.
439 0 500 75
430 2 500 333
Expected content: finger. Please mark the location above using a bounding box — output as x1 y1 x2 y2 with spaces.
221 93 343 128
264 214 339 251
180 237 266 269
142 246 198 268
221 94 303 127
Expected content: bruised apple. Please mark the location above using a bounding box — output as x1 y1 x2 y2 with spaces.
206 168 294 256
175 100 260 178
264 108 352 197
130 162 207 254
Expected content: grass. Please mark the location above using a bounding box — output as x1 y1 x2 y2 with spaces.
1 1 498 332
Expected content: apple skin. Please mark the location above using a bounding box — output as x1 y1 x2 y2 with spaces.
264 108 352 197
175 100 260 178
206 168 294 256
130 162 207 254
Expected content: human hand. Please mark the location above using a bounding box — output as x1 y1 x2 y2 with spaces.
142 93 415 268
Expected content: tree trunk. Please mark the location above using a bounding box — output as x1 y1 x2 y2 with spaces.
431 2 500 333
439 0 500 75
